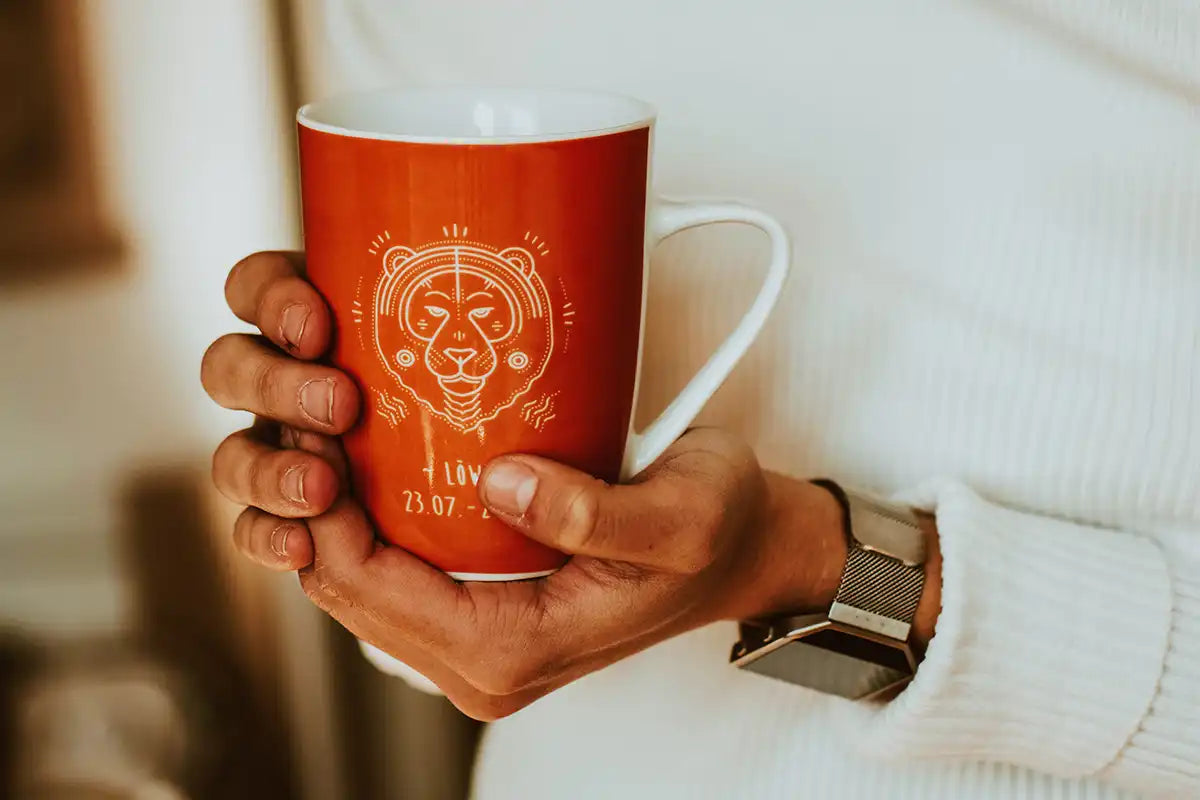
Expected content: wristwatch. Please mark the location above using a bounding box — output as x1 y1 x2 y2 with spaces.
730 480 928 701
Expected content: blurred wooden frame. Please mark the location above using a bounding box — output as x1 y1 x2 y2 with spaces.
0 0 121 281
119 466 299 798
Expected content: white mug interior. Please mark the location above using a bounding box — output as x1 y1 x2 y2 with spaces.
297 86 656 144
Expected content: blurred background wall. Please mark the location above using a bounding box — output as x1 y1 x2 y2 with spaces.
0 1 353 797
1 0 294 639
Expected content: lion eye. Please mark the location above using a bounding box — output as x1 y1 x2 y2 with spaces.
469 307 493 320
424 305 448 318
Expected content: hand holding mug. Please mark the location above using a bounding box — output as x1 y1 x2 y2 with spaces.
201 87 817 715
202 259 847 717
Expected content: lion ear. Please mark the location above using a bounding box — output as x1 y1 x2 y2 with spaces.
382 246 416 275
498 247 536 276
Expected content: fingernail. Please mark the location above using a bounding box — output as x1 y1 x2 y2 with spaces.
270 524 293 559
283 464 307 505
482 461 538 515
299 378 335 425
280 304 310 351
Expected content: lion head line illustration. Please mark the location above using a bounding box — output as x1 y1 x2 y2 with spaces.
369 234 557 433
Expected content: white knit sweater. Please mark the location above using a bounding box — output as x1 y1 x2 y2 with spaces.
311 1 1200 797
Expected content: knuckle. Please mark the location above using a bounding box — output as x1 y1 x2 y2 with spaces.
555 483 601 550
224 255 253 305
211 427 242 460
677 530 721 574
199 334 239 403
690 490 726 532
232 506 256 552
211 431 246 497
257 275 296 329
727 439 759 472
251 356 287 414
226 251 286 298
244 450 274 504
655 480 690 513
671 490 725 573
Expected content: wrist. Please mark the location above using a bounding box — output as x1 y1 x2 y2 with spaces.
722 474 846 621
725 475 943 651
909 511 942 648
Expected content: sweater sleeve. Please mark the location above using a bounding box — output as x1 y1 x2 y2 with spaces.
837 479 1199 798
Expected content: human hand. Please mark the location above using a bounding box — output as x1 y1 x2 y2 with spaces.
200 251 361 570
201 251 854 720
295 424 848 720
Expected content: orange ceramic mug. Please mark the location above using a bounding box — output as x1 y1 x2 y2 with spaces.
297 88 789 580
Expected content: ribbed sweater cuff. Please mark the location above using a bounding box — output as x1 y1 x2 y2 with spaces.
842 480 1173 779
1102 529 1200 793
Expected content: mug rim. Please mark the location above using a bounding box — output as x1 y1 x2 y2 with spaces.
297 86 657 145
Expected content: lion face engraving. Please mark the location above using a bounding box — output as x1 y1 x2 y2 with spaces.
372 240 554 431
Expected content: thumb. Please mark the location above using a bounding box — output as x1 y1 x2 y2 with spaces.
478 455 693 566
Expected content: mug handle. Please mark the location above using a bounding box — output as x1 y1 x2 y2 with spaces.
621 198 792 478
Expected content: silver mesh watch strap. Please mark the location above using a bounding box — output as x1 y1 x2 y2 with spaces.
814 480 926 642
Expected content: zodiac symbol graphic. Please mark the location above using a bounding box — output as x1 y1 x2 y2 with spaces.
520 392 558 431
372 389 408 429
369 231 556 433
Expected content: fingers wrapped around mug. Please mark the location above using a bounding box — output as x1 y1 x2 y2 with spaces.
211 426 341 518
218 425 354 572
232 507 314 571
224 251 332 359
201 333 360 433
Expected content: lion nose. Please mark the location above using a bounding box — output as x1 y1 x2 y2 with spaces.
443 347 477 366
